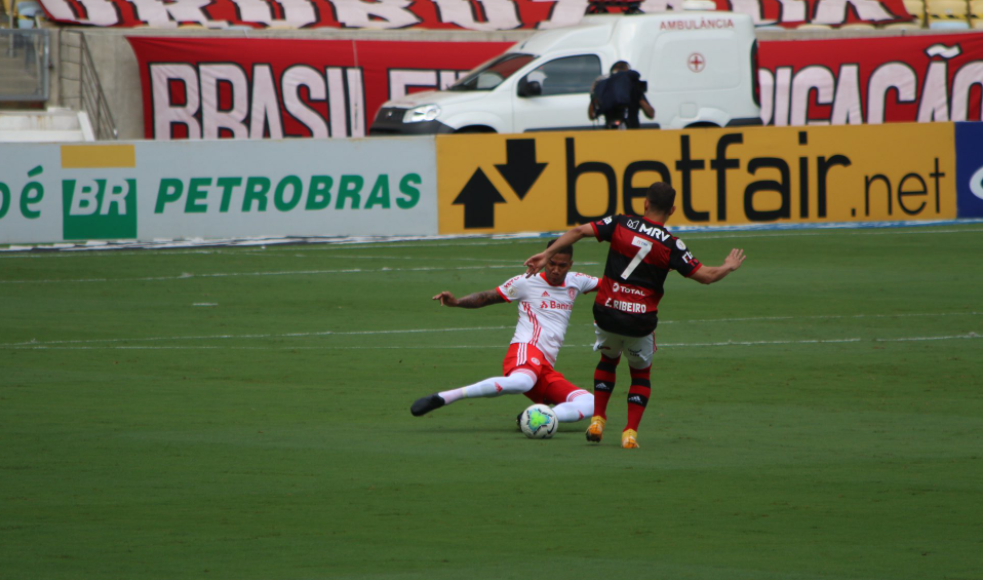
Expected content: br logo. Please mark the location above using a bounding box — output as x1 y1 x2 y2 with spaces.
61 178 137 240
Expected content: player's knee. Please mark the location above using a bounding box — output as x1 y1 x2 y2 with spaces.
503 372 536 394
594 343 623 359
575 393 594 417
596 355 620 373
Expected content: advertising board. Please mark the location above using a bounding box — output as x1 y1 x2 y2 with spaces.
0 138 437 244
436 124 957 234
3 123 974 246
955 121 983 218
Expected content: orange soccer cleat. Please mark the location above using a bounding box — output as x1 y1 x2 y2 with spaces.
585 416 606 443
621 429 639 449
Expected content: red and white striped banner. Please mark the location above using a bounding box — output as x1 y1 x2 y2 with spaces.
129 32 983 140
129 37 509 139
759 33 983 125
46 0 912 29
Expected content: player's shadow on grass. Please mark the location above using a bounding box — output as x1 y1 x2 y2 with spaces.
401 424 583 436
399 426 512 434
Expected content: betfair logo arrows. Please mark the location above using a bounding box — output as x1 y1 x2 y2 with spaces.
495 139 547 200
454 139 548 229
453 168 505 229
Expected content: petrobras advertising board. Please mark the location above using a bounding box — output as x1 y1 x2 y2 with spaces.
0 137 436 244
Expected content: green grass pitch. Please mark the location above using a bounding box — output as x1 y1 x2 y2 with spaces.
1 225 981 580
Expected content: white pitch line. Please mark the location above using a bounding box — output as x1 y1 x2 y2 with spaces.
309 254 523 263
2 311 979 349
663 311 982 324
1 344 502 350
3 332 979 351
3 224 982 258
0 326 517 347
0 264 547 285
657 332 980 347
3 311 979 349
684 227 983 241
873 332 980 342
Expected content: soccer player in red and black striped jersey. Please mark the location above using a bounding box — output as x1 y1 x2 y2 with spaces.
524 182 746 449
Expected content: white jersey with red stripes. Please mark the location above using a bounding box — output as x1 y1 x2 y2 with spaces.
495 271 599 366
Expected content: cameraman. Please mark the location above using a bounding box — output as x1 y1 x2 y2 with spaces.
588 61 655 129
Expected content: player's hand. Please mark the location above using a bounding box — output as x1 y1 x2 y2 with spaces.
432 291 458 307
724 248 746 271
523 253 547 278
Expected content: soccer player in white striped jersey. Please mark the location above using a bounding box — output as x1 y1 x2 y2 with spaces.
411 241 599 424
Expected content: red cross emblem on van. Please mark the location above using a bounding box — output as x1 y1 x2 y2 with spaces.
688 53 706 73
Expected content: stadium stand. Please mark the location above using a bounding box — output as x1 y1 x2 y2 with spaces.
0 0 977 142
903 0 927 23
970 0 983 27
14 0 41 28
927 0 971 28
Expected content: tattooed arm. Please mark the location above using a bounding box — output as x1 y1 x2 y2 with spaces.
432 289 506 309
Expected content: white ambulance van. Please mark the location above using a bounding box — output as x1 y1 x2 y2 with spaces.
370 5 761 135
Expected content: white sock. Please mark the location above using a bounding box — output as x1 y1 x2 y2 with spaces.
552 393 594 422
439 372 536 405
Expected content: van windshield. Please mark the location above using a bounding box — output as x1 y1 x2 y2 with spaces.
449 53 536 91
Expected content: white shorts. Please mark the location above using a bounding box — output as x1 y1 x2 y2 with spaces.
592 323 656 369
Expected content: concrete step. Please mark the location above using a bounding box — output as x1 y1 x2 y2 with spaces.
0 109 95 142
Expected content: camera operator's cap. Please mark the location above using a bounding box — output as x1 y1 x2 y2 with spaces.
682 0 717 9
611 60 631 73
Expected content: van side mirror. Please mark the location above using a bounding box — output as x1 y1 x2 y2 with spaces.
518 78 542 98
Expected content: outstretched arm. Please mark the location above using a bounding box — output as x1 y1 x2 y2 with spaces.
689 249 746 285
523 223 594 277
433 289 505 309
640 96 655 119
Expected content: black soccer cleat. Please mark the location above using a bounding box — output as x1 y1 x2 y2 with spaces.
411 394 445 417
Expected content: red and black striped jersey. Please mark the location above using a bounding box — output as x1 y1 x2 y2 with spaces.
591 214 703 337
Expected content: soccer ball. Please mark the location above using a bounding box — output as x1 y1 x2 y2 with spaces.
519 404 558 439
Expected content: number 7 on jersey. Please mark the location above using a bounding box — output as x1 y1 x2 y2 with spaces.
620 236 652 279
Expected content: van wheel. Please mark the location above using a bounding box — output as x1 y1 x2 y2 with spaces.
455 126 497 134
684 122 720 129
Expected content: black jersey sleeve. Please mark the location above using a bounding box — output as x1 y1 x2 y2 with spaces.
591 215 619 242
669 236 703 277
